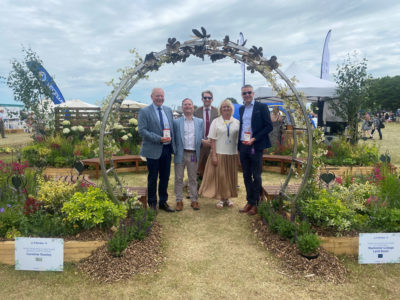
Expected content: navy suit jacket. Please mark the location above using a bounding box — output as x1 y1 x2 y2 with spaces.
238 101 273 151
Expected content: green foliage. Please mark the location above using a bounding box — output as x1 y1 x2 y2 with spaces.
0 206 25 237
377 165 400 209
366 208 400 232
367 75 400 111
19 209 77 237
108 208 155 256
4 46 55 135
330 181 378 212
322 137 379 166
37 178 77 213
296 233 321 255
299 189 353 233
333 53 372 143
62 187 127 230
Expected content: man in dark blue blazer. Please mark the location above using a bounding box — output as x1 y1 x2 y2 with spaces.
238 84 273 215
138 88 176 212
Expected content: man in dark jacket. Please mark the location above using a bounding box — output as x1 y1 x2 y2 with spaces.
238 85 273 215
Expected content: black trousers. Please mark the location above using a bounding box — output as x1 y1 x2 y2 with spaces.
371 127 382 139
239 143 263 206
146 144 172 208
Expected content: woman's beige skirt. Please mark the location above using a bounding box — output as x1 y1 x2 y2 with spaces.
199 153 238 199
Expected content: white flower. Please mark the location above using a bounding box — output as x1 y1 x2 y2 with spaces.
71 126 78 131
63 128 70 134
129 118 138 126
135 127 138 132
113 123 124 130
127 133 132 138
62 120 70 126
95 121 101 127
78 125 85 132
121 135 129 141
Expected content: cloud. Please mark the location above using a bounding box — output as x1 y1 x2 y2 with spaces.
1 0 399 106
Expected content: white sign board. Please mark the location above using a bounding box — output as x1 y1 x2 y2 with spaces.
15 237 64 271
359 233 400 264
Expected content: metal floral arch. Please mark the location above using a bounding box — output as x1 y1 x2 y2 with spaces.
99 27 313 215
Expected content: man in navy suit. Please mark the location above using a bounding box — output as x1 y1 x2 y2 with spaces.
173 98 204 211
138 88 176 212
238 84 273 215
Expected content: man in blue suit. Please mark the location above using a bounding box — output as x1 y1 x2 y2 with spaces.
138 88 176 212
238 84 273 215
174 98 204 211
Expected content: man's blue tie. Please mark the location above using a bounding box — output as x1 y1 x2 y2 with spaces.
158 107 164 130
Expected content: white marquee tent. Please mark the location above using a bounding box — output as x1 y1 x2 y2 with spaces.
254 62 338 101
55 99 99 108
121 99 148 109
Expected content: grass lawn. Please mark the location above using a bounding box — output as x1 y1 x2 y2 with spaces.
0 124 399 299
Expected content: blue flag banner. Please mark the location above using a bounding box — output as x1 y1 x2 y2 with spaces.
320 29 332 80
26 61 65 104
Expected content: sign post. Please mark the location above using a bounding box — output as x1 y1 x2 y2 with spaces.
15 237 64 271
359 233 400 264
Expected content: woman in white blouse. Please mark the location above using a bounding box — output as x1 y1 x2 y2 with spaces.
199 99 240 208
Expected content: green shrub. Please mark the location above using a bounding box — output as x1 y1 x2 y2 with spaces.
19 210 78 237
0 206 25 237
62 187 127 230
37 178 77 213
366 208 400 232
299 189 353 232
297 221 312 236
322 137 378 166
296 233 321 255
108 208 155 256
377 166 400 209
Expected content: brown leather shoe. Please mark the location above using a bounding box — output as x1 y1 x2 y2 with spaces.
191 201 200 210
176 201 183 211
239 203 252 213
247 205 258 215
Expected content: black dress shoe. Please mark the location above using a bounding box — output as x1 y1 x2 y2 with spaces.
159 203 175 212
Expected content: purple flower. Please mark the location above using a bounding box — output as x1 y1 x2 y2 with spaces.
0 208 4 213
7 204 11 208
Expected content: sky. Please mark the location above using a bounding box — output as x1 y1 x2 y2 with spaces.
1 0 399 109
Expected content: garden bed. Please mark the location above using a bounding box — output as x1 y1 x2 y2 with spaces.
253 218 349 283
0 222 163 283
321 165 375 178
0 240 106 265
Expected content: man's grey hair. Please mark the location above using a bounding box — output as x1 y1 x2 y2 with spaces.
241 84 253 90
182 98 193 105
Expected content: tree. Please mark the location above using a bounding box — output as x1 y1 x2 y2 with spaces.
367 76 400 112
333 53 371 143
4 47 54 135
227 97 239 104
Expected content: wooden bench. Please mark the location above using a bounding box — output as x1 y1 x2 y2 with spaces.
124 186 147 208
43 174 96 187
81 155 145 178
262 183 301 201
262 154 305 174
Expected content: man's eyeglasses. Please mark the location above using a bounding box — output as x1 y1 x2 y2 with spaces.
203 97 212 100
242 91 253 96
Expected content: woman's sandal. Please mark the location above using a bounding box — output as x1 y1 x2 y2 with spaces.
216 200 224 208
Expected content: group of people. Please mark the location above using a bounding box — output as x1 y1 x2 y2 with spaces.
138 85 273 215
361 112 385 140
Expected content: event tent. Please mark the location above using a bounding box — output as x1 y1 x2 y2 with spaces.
121 99 148 109
254 62 338 101
55 99 99 108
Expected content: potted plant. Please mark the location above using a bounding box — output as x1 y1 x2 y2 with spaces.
296 233 321 259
